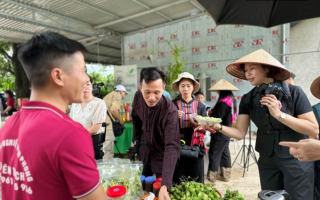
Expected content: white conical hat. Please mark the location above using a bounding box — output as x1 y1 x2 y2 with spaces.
226 49 290 81
208 79 239 91
171 72 200 94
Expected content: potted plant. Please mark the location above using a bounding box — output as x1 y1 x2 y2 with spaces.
164 40 186 97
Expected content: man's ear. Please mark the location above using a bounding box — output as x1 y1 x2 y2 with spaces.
139 84 142 90
163 84 166 89
51 68 64 87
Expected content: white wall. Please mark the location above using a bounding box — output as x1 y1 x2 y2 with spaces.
290 17 320 106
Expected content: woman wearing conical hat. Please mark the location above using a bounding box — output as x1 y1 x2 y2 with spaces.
171 72 208 185
197 49 318 199
206 79 238 185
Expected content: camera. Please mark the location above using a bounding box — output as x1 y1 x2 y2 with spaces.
258 83 282 99
258 83 285 112
127 140 140 161
92 82 104 97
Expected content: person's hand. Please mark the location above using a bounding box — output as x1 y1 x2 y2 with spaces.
260 94 281 118
119 119 125 126
279 139 320 161
159 186 170 200
131 143 134 147
190 118 200 127
178 111 184 119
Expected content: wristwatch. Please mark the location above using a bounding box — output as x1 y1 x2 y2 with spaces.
278 112 286 122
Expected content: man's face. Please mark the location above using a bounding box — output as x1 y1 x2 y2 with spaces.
63 52 89 103
139 79 164 107
195 94 205 103
119 91 126 100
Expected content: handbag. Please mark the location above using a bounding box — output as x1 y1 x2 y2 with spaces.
107 111 125 137
180 139 200 159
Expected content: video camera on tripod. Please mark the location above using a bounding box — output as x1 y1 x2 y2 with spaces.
127 140 140 161
92 82 104 97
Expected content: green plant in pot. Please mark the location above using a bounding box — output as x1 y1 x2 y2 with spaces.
164 40 186 96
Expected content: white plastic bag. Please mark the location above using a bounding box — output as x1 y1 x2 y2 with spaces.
204 131 211 147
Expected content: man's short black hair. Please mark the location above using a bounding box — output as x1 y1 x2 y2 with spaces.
194 91 204 97
140 67 166 85
18 31 87 89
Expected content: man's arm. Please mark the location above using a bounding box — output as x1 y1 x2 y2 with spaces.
131 105 142 143
77 185 106 200
110 107 124 125
161 109 180 191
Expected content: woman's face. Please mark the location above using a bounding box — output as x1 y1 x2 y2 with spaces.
179 78 194 99
4 93 8 98
244 63 270 86
83 81 93 98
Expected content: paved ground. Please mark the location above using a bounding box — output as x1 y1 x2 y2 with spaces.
203 135 261 200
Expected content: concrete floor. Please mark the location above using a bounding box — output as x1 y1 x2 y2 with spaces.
204 136 261 199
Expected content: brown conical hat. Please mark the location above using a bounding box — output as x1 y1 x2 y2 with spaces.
208 79 239 91
226 49 291 81
311 76 320 99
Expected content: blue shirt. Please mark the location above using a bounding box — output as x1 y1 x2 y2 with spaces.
162 90 172 100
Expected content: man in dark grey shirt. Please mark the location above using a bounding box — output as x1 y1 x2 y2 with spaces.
131 67 180 200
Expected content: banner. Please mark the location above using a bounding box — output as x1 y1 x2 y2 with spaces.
114 65 137 103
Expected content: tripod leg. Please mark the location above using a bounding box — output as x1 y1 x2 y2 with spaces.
114 141 122 158
232 145 246 167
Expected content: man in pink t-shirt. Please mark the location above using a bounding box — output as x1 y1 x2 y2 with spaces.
0 32 106 200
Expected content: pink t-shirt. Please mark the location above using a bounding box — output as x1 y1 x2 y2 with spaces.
0 101 100 200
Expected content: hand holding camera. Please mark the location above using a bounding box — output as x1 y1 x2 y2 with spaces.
260 94 282 119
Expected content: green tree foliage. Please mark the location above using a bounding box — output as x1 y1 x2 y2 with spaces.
0 42 15 91
165 40 186 93
87 72 114 98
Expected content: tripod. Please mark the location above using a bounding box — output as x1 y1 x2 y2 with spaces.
232 122 258 177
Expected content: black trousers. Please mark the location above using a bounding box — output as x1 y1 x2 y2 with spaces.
142 158 162 178
208 139 231 171
258 152 314 200
172 155 204 185
92 134 102 160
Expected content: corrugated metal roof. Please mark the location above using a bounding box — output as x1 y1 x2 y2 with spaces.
0 0 206 65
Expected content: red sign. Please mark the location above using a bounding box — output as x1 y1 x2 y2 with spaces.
129 45 136 49
211 80 217 84
252 38 263 46
192 31 200 36
208 46 216 51
158 52 164 57
236 95 243 100
141 44 147 48
207 28 216 33
272 30 279 35
211 96 217 100
233 78 243 83
192 64 200 69
285 38 290 42
158 37 164 41
285 57 289 62
233 41 244 48
160 67 165 71
129 57 134 60
140 55 146 59
208 63 216 68
235 25 244 28
171 34 178 39
192 48 200 53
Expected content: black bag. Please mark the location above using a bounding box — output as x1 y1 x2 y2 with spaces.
180 144 200 159
107 111 125 137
